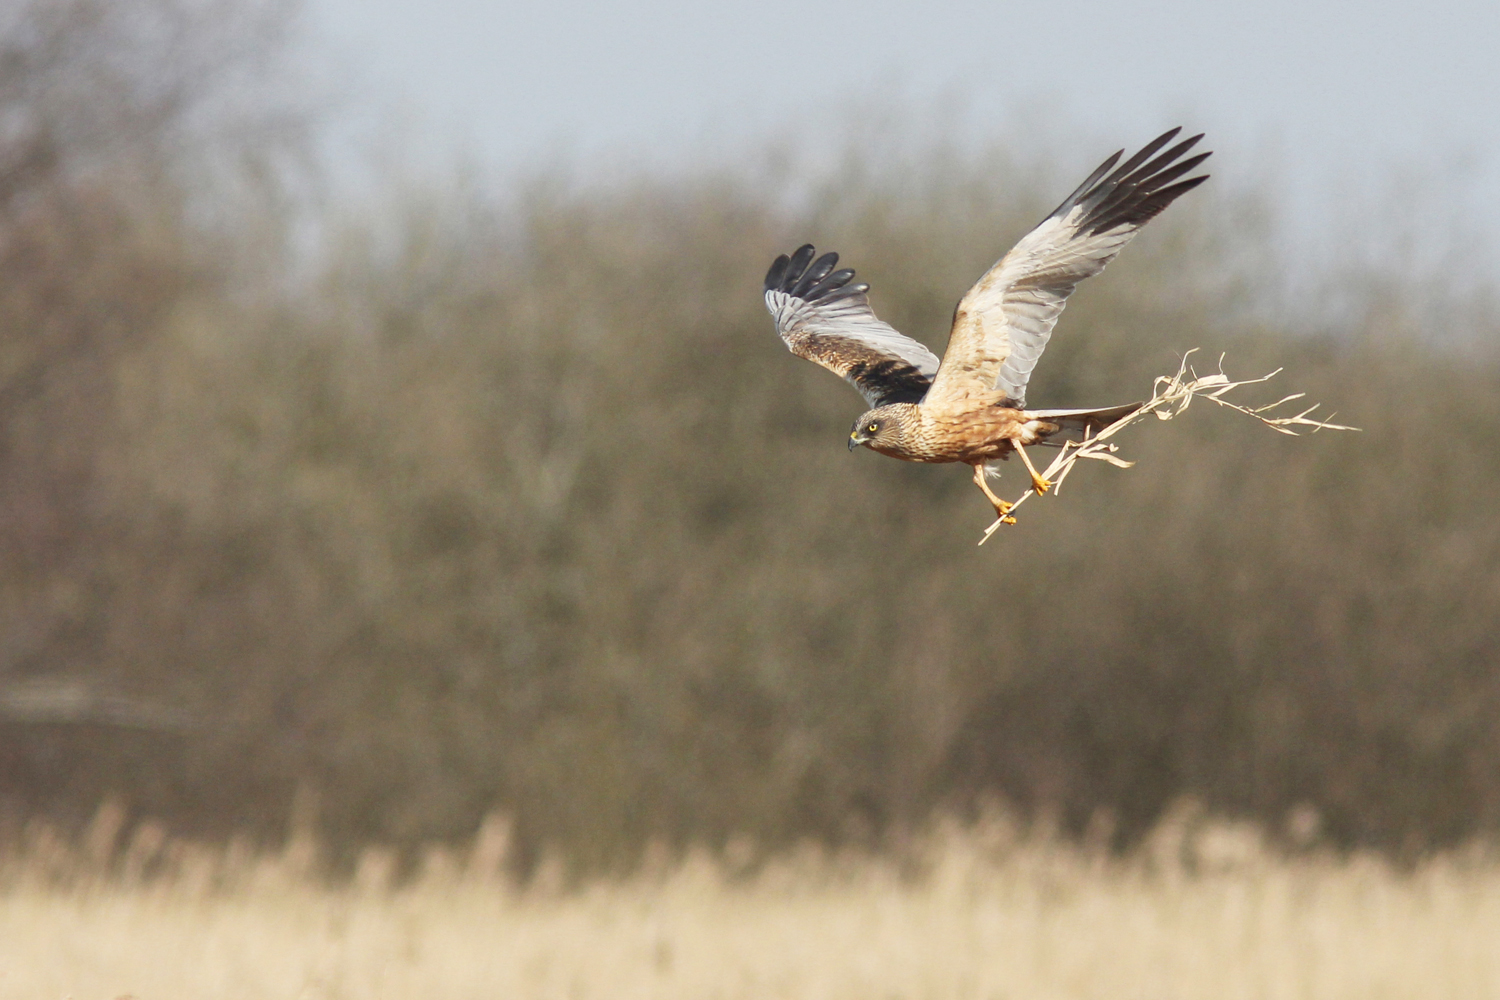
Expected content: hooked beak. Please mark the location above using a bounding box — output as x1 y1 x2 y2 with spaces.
848 430 863 452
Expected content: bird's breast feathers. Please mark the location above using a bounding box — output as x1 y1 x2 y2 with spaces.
871 403 1030 463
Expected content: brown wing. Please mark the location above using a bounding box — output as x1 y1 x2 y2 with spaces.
924 128 1211 408
764 245 941 408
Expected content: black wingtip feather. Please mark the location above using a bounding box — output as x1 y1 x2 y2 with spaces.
1045 150 1121 222
819 281 869 303
1099 127 1181 189
808 267 857 298
766 245 812 293
1133 151 1211 197
1054 129 1212 237
764 254 792 292
1086 172 1210 236
791 252 840 296
766 245 866 303
1088 145 1203 224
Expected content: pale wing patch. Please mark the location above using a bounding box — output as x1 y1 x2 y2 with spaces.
764 246 940 408
927 129 1211 408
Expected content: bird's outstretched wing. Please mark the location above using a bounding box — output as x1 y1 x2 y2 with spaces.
925 128 1211 408
765 245 941 407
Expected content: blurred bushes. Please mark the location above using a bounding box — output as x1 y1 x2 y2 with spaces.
2 0 1499 872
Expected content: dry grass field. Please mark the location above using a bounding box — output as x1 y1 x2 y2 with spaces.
2 809 1498 1000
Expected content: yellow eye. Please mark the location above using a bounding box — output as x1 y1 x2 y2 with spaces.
868 423 879 433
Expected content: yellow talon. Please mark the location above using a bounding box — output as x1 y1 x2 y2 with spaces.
1013 443 1051 496
972 464 1016 522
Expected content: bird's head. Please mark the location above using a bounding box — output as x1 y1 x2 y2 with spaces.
848 406 907 453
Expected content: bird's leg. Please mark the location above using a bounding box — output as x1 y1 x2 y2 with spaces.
972 464 1016 524
1013 442 1053 495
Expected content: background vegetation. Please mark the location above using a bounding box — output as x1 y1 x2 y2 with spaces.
1 0 1497 875
8 810 1500 999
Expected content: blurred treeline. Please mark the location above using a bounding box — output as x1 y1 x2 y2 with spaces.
2 0 1498 873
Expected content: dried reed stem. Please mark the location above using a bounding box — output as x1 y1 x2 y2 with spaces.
980 351 1359 544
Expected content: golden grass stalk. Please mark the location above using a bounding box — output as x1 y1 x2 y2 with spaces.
4 806 1500 999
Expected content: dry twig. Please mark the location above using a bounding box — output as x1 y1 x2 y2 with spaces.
979 351 1359 544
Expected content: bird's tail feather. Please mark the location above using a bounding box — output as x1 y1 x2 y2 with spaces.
1024 402 1141 437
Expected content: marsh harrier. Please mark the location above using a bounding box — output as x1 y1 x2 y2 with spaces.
764 128 1210 522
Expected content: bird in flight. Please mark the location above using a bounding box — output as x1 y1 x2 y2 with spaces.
764 128 1210 523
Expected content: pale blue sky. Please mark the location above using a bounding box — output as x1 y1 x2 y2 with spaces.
305 0 1500 279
